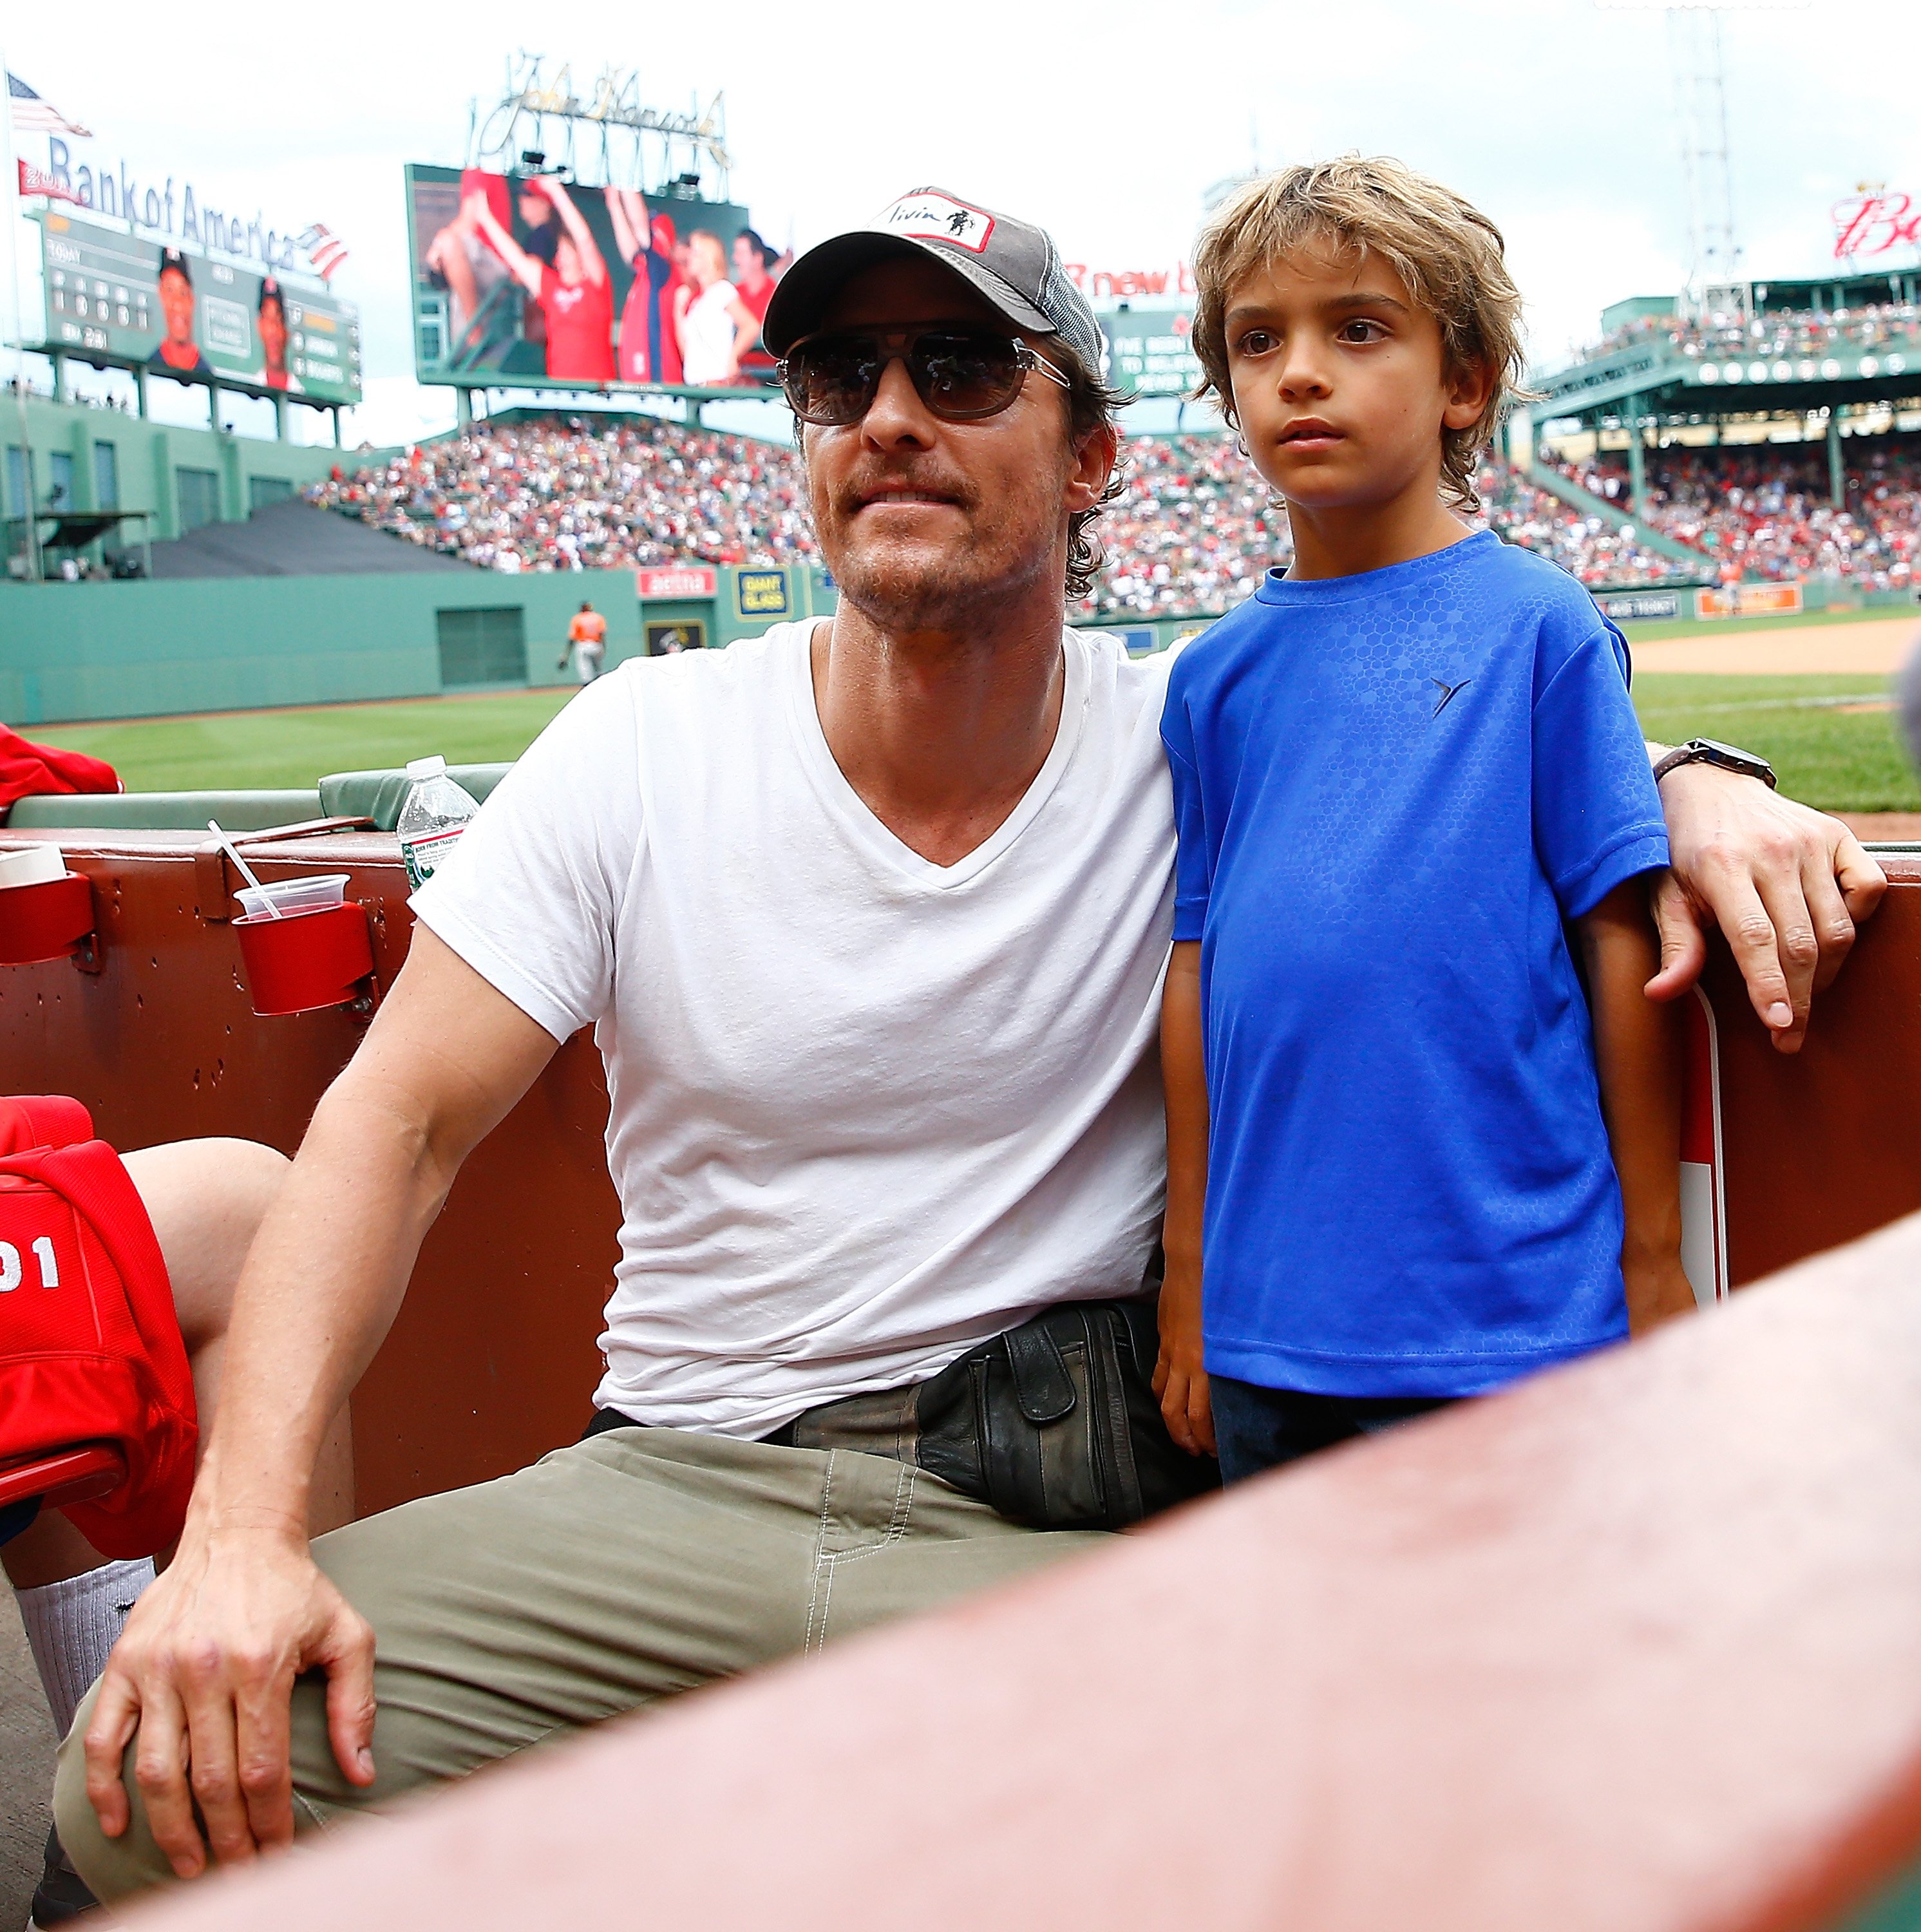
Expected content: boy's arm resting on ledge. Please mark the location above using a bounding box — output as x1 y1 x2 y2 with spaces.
1155 942 1216 1458
1579 877 1695 1337
1645 746 1886 1056
82 927 561 1880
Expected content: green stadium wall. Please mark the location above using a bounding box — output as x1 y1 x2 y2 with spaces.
0 564 840 725
3 393 368 545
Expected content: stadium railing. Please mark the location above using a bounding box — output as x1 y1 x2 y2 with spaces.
111 1202 1921 1932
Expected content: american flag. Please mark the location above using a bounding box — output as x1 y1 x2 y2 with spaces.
296 223 350 282
7 73 91 138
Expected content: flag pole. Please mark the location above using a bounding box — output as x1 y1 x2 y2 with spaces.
0 57 43 582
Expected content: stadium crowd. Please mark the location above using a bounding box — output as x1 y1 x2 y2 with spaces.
1584 300 1921 368
313 419 1711 615
309 418 817 573
1544 433 1920 591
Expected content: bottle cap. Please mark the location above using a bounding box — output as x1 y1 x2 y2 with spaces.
405 755 448 781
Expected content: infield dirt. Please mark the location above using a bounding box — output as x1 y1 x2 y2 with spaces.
1625 615 1918 677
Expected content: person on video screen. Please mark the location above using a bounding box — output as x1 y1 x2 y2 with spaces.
607 187 677 386
731 227 784 383
674 230 760 387
471 176 616 384
256 278 301 393
423 180 515 369
653 218 686 385
147 248 209 377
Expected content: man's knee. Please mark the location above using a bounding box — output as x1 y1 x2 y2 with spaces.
121 1137 287 1347
52 1685 166 1904
53 1672 344 1904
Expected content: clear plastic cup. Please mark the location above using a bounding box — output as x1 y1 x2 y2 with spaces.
234 875 350 922
0 845 68 891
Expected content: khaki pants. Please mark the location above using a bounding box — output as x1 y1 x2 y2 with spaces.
55 1424 1104 1902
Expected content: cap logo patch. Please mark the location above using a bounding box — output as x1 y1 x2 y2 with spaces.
876 192 994 254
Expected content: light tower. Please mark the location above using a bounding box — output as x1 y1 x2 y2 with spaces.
1669 5 1742 321
1596 1 1808 324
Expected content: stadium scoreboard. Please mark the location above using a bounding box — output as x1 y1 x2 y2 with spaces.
38 211 363 406
1101 309 1202 398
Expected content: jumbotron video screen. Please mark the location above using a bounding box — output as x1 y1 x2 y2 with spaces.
405 162 782 394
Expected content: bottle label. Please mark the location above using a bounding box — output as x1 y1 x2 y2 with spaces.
402 826 467 891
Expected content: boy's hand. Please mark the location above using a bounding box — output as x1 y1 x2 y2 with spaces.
1153 1264 1216 1457
1623 1251 1698 1338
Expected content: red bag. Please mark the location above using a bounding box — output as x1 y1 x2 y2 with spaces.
0 1097 197 1557
0 727 121 817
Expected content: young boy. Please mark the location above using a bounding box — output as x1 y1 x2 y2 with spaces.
1153 156 1698 1483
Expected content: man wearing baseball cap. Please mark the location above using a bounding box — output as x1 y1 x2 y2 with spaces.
58 185 1167 1897
60 187 1883 1897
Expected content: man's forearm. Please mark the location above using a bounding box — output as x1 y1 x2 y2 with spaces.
188 931 558 1533
189 1073 461 1535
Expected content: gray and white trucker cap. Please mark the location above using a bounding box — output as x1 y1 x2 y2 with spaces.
761 187 1104 377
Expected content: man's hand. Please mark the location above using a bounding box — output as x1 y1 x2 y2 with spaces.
83 1522 375 1878
1647 759 1886 1053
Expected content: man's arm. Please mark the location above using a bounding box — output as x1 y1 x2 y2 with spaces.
725 292 761 381
1153 942 1215 1457
1578 878 1695 1336
605 185 644 270
538 178 607 287
1647 752 1886 1054
469 200 542 298
83 929 560 1878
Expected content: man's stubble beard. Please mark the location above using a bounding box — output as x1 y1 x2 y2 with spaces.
813 480 1070 640
835 538 1048 637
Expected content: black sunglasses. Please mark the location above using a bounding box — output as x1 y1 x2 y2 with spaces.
778 325 1071 427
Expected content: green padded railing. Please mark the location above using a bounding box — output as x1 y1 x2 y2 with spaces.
6 790 325 831
319 766 512 833
5 766 514 836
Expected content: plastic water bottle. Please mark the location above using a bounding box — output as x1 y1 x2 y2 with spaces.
397 755 480 891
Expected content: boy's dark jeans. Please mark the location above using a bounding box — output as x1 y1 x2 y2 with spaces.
1209 1378 1458 1484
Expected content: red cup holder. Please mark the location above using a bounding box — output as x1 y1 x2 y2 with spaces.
0 872 96 964
233 901 375 1016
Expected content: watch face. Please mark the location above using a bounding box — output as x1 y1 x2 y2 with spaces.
1695 739 1765 767
1685 739 1775 786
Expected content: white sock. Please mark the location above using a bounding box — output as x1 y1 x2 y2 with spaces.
15 1556 155 1741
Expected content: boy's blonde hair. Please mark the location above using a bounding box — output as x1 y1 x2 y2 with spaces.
1190 155 1530 514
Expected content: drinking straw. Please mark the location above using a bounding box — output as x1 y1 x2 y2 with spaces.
207 819 281 917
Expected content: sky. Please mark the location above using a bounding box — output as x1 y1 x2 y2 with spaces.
5 0 1919 447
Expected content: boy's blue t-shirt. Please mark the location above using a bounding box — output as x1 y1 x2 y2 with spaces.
1160 529 1670 1397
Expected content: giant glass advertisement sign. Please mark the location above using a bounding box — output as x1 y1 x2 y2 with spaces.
38 211 363 406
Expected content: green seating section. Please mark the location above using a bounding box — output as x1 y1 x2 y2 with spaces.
319 766 512 833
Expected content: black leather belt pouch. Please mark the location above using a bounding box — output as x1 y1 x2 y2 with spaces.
913 1296 1220 1531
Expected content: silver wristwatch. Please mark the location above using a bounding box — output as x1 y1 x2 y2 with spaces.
1651 738 1777 790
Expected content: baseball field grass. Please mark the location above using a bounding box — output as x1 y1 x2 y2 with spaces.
24 666 1921 815
1632 674 1920 814
30 688 579 794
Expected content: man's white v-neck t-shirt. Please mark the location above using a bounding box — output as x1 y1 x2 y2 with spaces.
412 620 1177 1437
